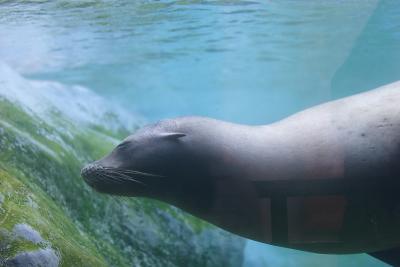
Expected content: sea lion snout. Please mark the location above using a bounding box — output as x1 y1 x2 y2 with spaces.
81 163 103 183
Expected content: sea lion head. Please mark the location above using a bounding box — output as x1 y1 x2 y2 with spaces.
81 118 211 200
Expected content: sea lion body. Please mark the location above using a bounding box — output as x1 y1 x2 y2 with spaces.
81 81 400 255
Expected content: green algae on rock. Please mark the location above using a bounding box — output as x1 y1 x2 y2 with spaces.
0 169 107 267
0 64 245 267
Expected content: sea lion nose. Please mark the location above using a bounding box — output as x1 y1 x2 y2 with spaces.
81 163 102 181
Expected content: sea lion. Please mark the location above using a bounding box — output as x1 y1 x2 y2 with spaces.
81 81 400 266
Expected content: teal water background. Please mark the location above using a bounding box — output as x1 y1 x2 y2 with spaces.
1 0 400 266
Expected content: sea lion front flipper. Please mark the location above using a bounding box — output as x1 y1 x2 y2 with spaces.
369 247 400 267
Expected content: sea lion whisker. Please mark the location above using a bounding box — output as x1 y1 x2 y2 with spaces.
95 173 109 182
104 169 147 186
103 169 134 179
115 169 162 177
117 173 147 186
100 171 132 185
112 170 152 179
102 172 129 184
124 170 165 178
103 168 146 179
99 172 124 184
104 167 164 178
119 169 163 176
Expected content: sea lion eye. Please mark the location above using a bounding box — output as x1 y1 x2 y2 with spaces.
159 132 186 139
116 141 130 149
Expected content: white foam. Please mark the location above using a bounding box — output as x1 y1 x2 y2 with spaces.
0 119 59 159
0 62 145 132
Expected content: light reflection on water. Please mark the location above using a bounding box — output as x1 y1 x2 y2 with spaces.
1 0 399 266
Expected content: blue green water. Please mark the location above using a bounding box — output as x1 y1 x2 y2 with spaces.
1 0 399 266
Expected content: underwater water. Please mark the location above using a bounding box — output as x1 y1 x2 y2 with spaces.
0 0 399 266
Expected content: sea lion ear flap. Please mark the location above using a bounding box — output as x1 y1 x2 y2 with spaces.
159 132 186 139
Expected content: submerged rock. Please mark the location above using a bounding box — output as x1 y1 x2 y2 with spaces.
5 248 60 267
12 224 43 245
